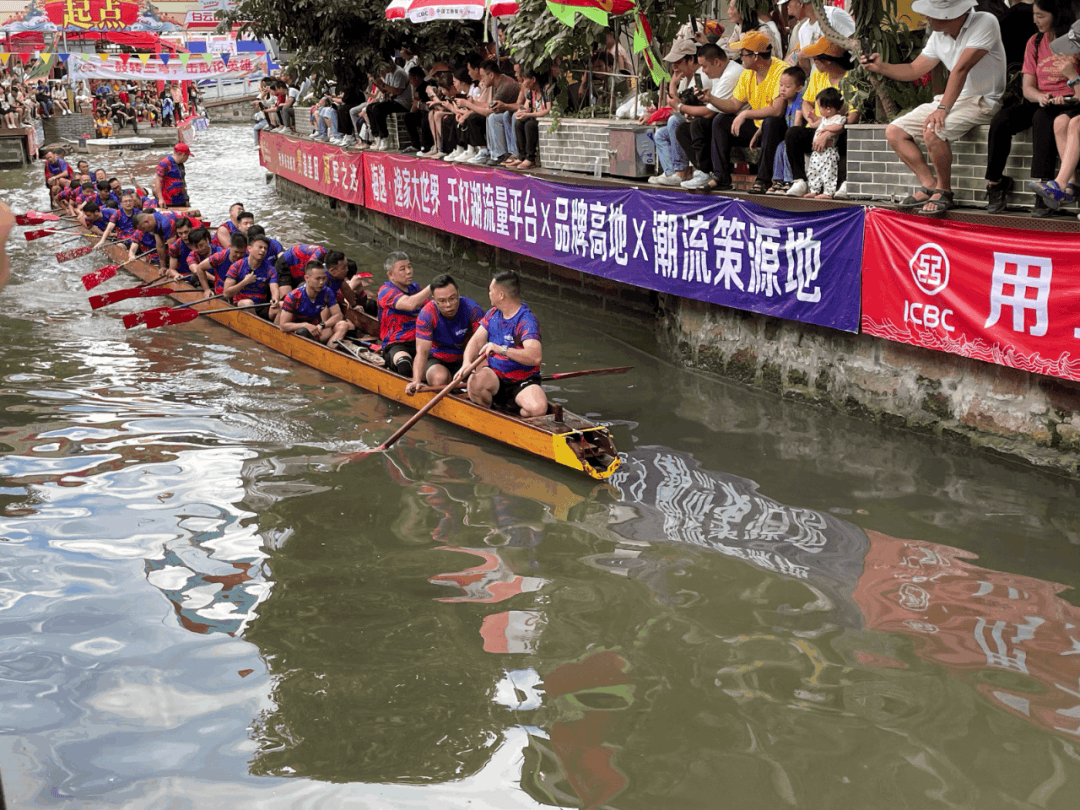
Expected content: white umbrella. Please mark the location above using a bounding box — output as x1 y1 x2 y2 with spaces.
403 0 519 23
385 0 410 19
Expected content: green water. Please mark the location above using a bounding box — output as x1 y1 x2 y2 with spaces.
2 127 1080 809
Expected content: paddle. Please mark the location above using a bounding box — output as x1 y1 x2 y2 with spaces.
367 354 488 455
124 297 256 330
88 285 176 310
81 248 156 290
25 225 82 241
56 243 98 263
413 365 633 393
15 210 64 226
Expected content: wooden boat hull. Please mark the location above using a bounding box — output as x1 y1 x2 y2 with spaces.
96 240 623 479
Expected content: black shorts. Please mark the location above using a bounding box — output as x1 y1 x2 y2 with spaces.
382 341 416 370
492 375 542 410
426 356 462 377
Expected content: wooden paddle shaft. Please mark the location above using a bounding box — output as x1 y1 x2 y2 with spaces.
378 354 487 451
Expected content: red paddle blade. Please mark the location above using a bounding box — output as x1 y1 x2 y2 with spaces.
17 210 59 225
139 307 202 330
82 265 119 291
25 228 57 241
56 244 94 263
89 286 175 310
122 306 170 329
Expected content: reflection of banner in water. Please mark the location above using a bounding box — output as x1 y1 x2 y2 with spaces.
853 531 1080 740
607 448 1080 740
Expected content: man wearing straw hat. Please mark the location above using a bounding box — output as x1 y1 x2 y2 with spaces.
861 0 1006 216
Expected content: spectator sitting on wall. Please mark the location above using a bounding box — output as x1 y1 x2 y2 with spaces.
984 0 1076 215
505 68 552 170
443 68 483 162
1030 20 1080 210
862 0 1007 216
421 63 455 158
784 29 860 198
403 66 435 156
775 0 856 76
367 59 413 152
481 59 522 167
452 60 498 165
650 44 703 186
699 31 789 193
674 43 743 188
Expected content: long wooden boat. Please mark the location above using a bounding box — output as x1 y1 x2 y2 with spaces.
94 238 623 479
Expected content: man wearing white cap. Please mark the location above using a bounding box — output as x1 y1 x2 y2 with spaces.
862 0 1006 215
777 0 856 75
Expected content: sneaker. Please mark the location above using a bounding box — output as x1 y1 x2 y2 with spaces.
786 179 809 197
1030 179 1073 210
428 150 446 159
680 172 712 189
647 173 667 185
443 146 464 161
656 173 686 187
833 181 850 200
467 149 491 164
456 146 478 162
986 175 1013 214
312 133 328 141
342 135 357 146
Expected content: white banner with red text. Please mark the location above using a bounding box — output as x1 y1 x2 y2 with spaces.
861 208 1080 382
65 53 264 82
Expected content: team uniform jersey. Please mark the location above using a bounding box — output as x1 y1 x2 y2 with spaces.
108 207 140 239
156 154 188 206
278 244 327 285
378 281 421 345
185 247 215 283
482 303 542 382
45 159 73 182
211 220 241 248
226 255 278 303
199 248 236 295
88 208 117 234
263 237 284 263
168 238 195 275
83 191 121 209
131 211 180 254
281 285 336 325
415 296 484 363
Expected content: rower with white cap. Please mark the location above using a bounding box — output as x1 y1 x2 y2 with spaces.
861 0 1007 216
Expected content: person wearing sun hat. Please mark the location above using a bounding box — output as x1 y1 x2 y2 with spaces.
776 0 856 75
862 0 1006 216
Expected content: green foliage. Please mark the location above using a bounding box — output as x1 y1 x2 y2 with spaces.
220 0 480 86
841 14 931 121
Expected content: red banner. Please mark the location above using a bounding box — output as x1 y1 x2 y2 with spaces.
258 132 364 207
861 209 1080 382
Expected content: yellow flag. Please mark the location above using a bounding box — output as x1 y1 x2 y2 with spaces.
0 54 9 66
98 53 110 63
138 53 152 65
39 53 54 68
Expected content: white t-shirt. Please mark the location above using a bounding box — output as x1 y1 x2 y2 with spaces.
921 11 1006 104
815 113 846 131
711 60 744 104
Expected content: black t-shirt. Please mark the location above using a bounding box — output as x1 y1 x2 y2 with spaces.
1000 2 1036 70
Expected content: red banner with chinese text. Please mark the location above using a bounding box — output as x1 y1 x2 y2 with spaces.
258 132 364 206
861 208 1080 382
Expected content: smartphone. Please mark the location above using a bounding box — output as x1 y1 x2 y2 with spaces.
694 73 704 90
860 37 873 57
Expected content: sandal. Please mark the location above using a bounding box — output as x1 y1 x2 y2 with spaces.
897 185 934 209
766 180 787 194
916 189 956 217
749 180 769 194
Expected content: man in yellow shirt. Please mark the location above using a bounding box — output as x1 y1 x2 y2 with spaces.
703 31 788 193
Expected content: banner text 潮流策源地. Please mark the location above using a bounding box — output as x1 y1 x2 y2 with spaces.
353 148 864 333
861 208 1080 382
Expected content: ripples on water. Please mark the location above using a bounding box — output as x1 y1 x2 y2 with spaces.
1 127 1080 809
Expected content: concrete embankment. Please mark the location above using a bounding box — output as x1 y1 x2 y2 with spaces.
271 172 1080 478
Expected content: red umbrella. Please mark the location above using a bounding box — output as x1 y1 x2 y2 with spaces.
385 0 410 19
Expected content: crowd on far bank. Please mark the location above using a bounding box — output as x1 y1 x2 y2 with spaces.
256 0 1080 217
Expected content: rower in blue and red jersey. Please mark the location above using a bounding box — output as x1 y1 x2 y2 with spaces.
377 250 432 377
191 232 247 296
461 271 548 418
274 242 327 295
154 143 192 208
181 227 216 294
165 217 198 281
93 192 142 249
245 224 283 264
127 210 181 265
44 149 74 197
405 274 484 395
212 203 245 249
78 181 122 213
79 202 117 237
279 260 351 345
223 234 281 320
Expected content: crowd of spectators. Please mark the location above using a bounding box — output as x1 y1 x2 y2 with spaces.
255 0 1080 216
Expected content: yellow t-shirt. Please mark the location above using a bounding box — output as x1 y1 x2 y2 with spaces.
732 57 788 128
803 69 851 119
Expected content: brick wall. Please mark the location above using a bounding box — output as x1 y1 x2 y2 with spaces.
43 113 94 146
844 124 1036 209
538 118 614 175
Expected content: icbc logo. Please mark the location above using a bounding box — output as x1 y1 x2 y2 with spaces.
910 242 950 296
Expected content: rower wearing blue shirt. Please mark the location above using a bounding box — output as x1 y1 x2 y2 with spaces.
80 202 116 235
405 274 484 395
460 271 548 418
279 260 351 345
377 250 432 377
245 224 283 264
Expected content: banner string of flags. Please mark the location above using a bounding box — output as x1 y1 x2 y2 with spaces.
0 52 266 67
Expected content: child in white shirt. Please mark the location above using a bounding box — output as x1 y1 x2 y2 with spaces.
806 87 845 199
